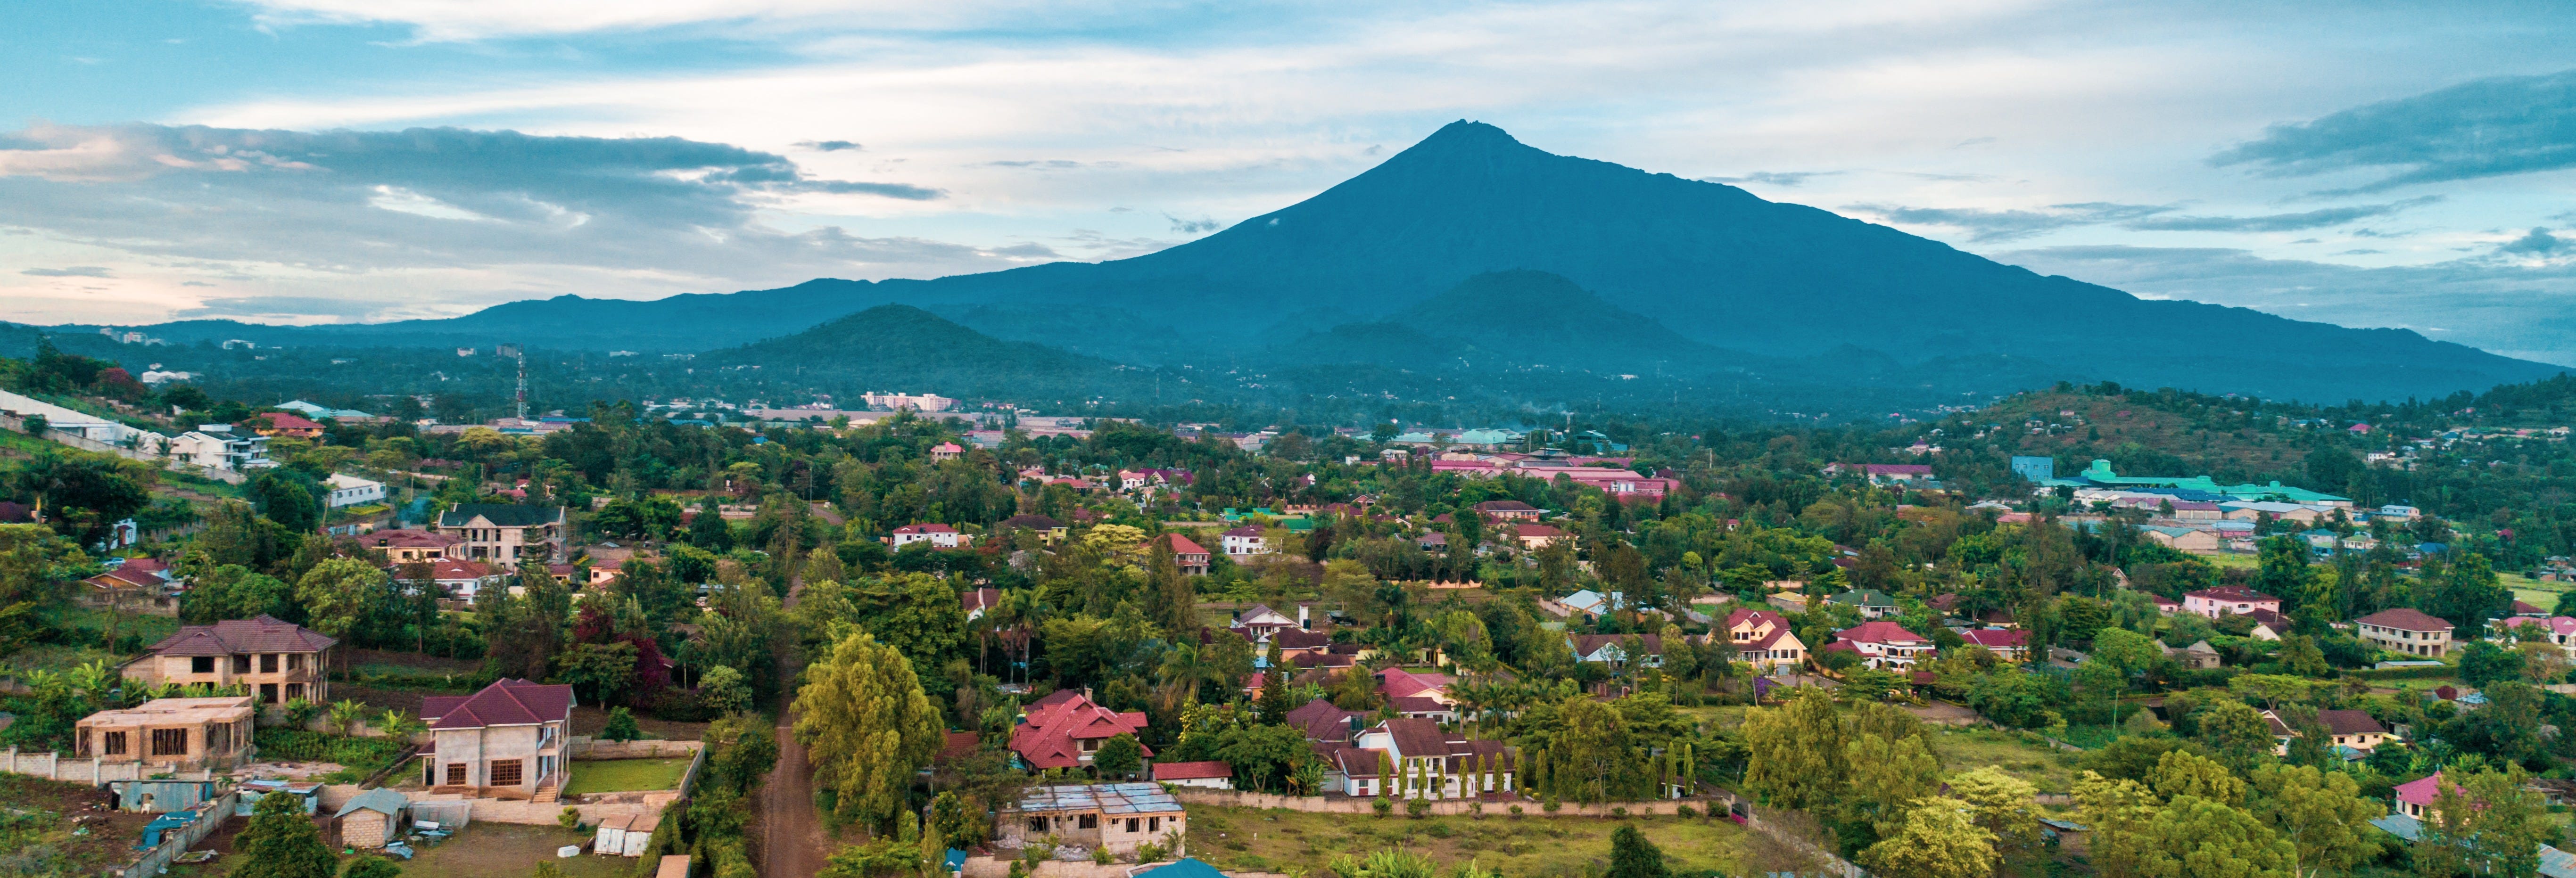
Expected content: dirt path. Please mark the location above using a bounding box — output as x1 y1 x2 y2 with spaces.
760 580 832 878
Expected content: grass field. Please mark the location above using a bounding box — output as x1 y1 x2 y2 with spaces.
380 824 630 878
1182 804 1751 877
564 758 691 795
1924 726 2084 795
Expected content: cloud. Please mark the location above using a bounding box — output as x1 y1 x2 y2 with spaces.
2122 196 2441 232
1701 171 1841 187
2210 68 2576 192
983 159 1118 170
1997 244 2576 366
2498 227 2567 256
21 266 114 277
793 180 944 199
1845 201 2172 243
795 139 862 151
1166 214 1221 234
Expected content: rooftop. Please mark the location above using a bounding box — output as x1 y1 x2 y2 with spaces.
1013 782 1183 815
81 696 256 726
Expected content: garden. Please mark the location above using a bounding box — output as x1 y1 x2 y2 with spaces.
562 757 692 796
1179 804 1751 877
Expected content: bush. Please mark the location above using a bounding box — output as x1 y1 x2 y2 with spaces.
1134 841 1170 864
1674 804 1697 819
252 728 405 773
1542 799 1560 813
1371 798 1392 818
560 806 582 829
1509 805 1524 817
1404 798 1429 818
603 706 643 742
1091 847 1115 865
1610 806 1627 819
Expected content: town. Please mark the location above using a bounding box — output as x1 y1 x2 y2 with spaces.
5 345 2576 878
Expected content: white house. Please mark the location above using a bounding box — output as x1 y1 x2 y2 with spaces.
1150 761 1234 789
167 427 272 472
2182 586 2280 619
891 523 966 549
1828 621 1934 670
0 390 146 444
1221 525 1269 557
323 474 387 508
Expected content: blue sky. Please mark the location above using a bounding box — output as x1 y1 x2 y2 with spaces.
6 1 2576 364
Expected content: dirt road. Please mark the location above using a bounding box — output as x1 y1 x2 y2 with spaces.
760 581 834 878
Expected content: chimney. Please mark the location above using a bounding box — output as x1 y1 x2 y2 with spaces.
1299 604 1312 630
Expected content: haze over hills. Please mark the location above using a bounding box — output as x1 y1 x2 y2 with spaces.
54 121 2566 407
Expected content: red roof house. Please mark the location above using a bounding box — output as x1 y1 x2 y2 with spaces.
1009 691 1151 770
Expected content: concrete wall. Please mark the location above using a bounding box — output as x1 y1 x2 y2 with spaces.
1168 789 1705 818
570 739 701 759
121 790 238 878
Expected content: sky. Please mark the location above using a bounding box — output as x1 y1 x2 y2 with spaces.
5 1 2576 364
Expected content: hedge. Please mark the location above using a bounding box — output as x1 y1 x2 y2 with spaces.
252 728 406 771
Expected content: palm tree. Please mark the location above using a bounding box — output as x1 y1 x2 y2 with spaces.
329 699 369 737
1157 641 1224 706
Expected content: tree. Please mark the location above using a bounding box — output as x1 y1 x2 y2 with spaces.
247 467 323 534
1860 798 1997 878
342 857 402 878
2136 794 2295 878
296 558 392 673
2421 767 2555 878
1091 733 1142 780
2458 640 2526 688
230 784 337 878
2419 552 2508 632
1742 687 1846 810
1843 729 1942 837
557 641 640 704
2246 763 2381 877
181 564 293 625
1604 824 1671 878
700 665 753 715
602 706 643 742
794 630 942 830
2191 700 2276 771
1946 765 2041 862
2148 749 2245 806
1257 640 1294 722
11 451 152 550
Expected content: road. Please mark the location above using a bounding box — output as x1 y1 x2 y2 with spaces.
760 580 834 878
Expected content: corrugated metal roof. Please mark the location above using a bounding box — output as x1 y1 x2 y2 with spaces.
1014 782 1181 815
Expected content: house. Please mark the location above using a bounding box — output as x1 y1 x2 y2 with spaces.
362 529 463 562
2319 709 2394 755
1229 604 1300 641
1473 501 1544 522
2151 595 2181 615
1010 690 1151 769
434 503 565 569
998 783 1187 858
2182 586 2281 619
1324 718 1514 799
1156 533 1212 575
1554 589 1622 622
74 696 256 770
2356 608 2455 657
125 615 336 706
2394 773 2453 821
2514 600 2550 618
334 788 409 849
930 442 964 461
1388 697 1459 723
1285 697 1367 744
2140 526 2221 554
1861 464 1934 484
1569 634 1663 667
998 514 1069 544
420 678 576 799
168 426 272 472
1830 621 1934 670
1152 761 1234 789
892 523 967 549
2497 615 2576 656
2167 640 2222 669
82 558 180 616
1715 609 1806 671
248 411 326 439
1221 525 1269 557
1375 667 1452 705
1827 589 1898 619
323 474 388 509
1511 524 1568 550
961 587 1002 622
398 558 500 603
1957 628 2031 661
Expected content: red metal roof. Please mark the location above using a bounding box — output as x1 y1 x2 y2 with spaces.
1009 692 1150 770
1834 621 1928 646
2356 607 2454 632
1151 761 1232 781
147 615 336 657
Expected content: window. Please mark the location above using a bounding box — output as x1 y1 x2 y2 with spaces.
150 728 189 756
1028 818 1048 833
490 759 523 787
260 683 278 704
287 654 303 670
446 763 467 786
1148 817 1161 833
106 731 127 755
261 654 279 673
191 656 215 674
286 683 304 701
1125 819 1139 833
232 655 251 673
1077 814 1098 830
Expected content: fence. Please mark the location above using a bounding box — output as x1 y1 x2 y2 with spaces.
0 747 208 784
121 790 239 878
27 424 248 485
1170 788 1705 817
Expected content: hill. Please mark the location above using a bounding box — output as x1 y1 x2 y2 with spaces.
701 304 1156 403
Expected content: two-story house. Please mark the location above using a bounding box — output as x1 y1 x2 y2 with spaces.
434 504 564 570
1154 533 1212 575
1322 718 1515 799
2356 608 2455 657
1221 525 1269 557
125 615 336 706
168 425 271 472
420 678 576 800
1715 608 1807 672
1009 690 1151 770
363 529 463 563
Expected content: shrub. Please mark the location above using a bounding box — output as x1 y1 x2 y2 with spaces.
1610 806 1627 819
1134 841 1170 864
1509 805 1524 817
1371 798 1392 818
1092 847 1115 865
1405 798 1431 818
1542 799 1560 813
603 706 643 742
560 806 583 829
1673 804 1696 819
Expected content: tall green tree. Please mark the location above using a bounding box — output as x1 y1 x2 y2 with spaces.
1861 798 1997 878
794 630 942 830
1604 825 1671 878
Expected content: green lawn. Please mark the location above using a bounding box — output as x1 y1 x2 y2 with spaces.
563 758 690 795
1183 804 1751 877
1925 726 2085 795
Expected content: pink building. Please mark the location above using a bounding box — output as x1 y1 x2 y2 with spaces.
2182 586 2279 619
1831 621 1935 670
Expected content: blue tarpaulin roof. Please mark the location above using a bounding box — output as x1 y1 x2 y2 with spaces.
1137 859 1228 878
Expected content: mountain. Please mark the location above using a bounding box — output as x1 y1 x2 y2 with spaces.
701 304 1153 402
83 121 2566 404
